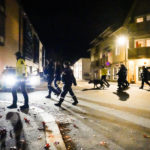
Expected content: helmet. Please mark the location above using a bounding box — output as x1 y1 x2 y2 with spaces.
63 61 70 66
15 51 21 57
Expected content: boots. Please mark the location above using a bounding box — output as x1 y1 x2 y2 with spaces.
20 104 29 109
72 96 78 106
45 91 51 98
45 95 51 98
7 104 17 109
55 98 63 107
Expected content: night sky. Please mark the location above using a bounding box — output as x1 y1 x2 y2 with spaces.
21 0 133 63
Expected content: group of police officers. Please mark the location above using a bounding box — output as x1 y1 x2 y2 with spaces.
6 52 150 109
7 51 78 109
44 59 78 107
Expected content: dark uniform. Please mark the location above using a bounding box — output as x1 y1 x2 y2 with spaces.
55 62 78 107
117 64 129 90
44 60 60 98
54 62 61 94
7 52 29 109
122 65 129 88
140 66 150 89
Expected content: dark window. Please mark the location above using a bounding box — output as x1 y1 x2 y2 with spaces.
33 35 39 63
0 0 5 6
23 18 33 60
0 0 5 46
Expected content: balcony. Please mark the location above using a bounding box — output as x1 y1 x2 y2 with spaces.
128 22 150 35
128 47 150 59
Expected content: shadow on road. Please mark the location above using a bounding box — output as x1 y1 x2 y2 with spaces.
113 91 130 101
6 112 27 150
82 88 105 91
0 127 7 150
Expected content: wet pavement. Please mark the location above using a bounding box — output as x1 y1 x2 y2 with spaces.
0 81 150 150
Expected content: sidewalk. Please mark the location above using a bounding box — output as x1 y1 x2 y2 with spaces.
75 80 150 112
0 100 66 150
77 80 147 88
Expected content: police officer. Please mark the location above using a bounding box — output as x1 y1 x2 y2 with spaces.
7 52 29 109
44 59 60 98
55 61 78 107
117 65 125 90
122 65 129 88
117 64 129 90
101 65 110 87
54 61 61 94
140 66 150 89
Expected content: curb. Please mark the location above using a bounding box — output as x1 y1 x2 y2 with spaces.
31 106 66 150
0 100 66 150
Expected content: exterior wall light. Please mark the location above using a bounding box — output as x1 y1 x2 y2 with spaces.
116 36 127 46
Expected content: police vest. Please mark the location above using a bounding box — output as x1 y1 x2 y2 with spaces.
16 58 27 78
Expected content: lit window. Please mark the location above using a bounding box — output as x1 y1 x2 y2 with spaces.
135 39 150 48
115 46 120 55
146 39 150 47
136 17 144 23
135 39 145 48
146 15 150 21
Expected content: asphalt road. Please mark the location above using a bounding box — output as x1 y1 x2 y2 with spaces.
0 82 150 150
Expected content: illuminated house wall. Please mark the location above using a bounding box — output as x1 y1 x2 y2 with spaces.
0 0 45 76
73 58 91 80
90 0 150 83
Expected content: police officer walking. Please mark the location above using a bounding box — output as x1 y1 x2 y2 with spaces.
44 59 60 98
140 66 150 89
54 61 61 94
117 64 129 90
55 61 78 107
101 65 110 87
7 52 29 109
122 65 129 88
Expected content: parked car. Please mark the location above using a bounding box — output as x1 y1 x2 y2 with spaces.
0 67 41 91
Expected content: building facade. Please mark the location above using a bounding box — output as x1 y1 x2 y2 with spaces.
90 0 150 83
0 0 45 76
73 58 91 80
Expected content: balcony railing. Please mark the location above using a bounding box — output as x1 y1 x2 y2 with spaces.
128 22 150 35
128 47 150 59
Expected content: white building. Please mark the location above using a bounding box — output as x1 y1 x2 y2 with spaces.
73 58 91 80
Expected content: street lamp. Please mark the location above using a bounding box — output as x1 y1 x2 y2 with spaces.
116 36 128 66
117 36 127 46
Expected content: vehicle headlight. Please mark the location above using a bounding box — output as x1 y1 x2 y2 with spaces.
2 75 17 87
28 76 40 86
